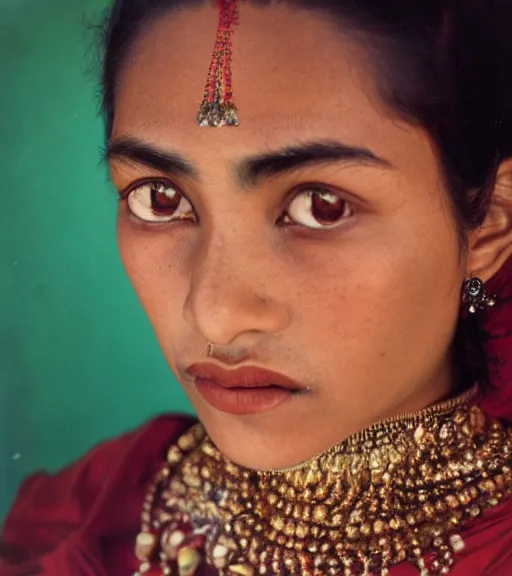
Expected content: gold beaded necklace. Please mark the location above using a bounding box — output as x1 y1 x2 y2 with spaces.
134 389 512 576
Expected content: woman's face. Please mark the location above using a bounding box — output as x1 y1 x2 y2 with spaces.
109 3 466 468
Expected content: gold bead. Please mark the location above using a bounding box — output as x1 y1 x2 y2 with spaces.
457 490 472 505
247 549 259 564
315 486 328 500
177 547 201 576
345 525 359 540
369 449 384 470
271 515 285 531
177 432 197 451
449 534 465 553
135 532 157 562
287 486 297 499
373 520 385 535
350 509 363 523
230 501 245 516
296 522 308 539
161 529 186 560
304 468 321 486
292 504 303 519
167 445 183 464
267 492 279 506
313 505 328 522
228 564 255 576
389 517 403 531
284 520 296 537
331 513 343 526
414 425 425 444
422 504 435 519
212 543 231 568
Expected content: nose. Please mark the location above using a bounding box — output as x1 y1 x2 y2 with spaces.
183 234 290 346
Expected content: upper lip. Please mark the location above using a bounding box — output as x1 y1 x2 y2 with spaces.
186 363 302 391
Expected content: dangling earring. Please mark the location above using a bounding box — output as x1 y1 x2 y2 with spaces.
462 276 497 314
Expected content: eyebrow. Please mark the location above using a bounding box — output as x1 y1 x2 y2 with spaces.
239 141 392 187
106 137 392 187
106 136 198 178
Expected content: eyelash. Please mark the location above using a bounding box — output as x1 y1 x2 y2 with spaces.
118 178 356 230
118 178 168 201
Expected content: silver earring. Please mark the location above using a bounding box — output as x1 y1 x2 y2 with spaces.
206 342 214 357
462 276 497 314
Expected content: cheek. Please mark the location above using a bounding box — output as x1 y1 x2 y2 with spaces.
289 205 462 376
116 219 189 321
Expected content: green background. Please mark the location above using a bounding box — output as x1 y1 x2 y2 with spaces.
0 0 193 522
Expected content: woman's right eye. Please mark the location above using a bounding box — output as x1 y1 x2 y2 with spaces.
123 180 196 223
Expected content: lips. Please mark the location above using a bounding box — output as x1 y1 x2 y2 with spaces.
186 363 302 391
186 363 303 415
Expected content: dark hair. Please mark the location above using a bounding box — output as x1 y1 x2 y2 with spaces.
99 0 512 387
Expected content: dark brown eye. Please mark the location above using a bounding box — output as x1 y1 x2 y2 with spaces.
285 188 353 229
126 181 195 223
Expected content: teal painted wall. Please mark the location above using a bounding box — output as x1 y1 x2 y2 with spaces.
0 0 193 521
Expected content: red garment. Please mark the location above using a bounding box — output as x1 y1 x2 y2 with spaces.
0 416 194 576
1 414 512 576
479 256 512 421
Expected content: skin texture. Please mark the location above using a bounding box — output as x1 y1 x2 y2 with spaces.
108 3 510 469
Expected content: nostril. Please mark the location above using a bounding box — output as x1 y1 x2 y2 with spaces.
206 344 250 365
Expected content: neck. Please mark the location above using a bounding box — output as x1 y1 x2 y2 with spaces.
238 355 459 471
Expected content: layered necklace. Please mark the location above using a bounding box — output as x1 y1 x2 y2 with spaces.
133 389 512 576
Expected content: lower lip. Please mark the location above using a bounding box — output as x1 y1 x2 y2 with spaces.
194 379 293 415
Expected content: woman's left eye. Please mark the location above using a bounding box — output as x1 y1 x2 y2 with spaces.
122 180 196 223
283 187 354 229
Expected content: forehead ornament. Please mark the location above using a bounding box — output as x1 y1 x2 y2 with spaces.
197 0 240 128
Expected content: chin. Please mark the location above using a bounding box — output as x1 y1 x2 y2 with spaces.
195 414 319 471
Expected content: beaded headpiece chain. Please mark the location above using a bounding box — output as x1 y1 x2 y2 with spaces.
197 0 240 127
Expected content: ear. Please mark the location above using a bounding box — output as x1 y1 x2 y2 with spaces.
466 158 512 281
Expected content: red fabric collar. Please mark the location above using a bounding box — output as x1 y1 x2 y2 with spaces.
478 256 512 419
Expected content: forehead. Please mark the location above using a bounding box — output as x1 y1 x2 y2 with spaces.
112 3 425 161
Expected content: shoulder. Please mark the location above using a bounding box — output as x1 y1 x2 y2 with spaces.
0 414 196 571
